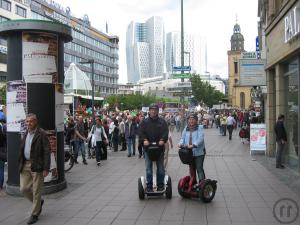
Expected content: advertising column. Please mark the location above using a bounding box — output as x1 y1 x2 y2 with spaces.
0 20 72 195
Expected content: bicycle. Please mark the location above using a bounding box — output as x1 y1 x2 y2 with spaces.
64 144 74 172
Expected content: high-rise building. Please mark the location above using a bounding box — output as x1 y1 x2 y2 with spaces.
30 0 119 96
0 0 31 85
165 32 207 77
126 16 165 84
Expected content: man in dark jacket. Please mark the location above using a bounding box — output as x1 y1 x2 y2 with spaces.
125 115 137 157
274 114 287 169
19 113 50 224
139 104 168 192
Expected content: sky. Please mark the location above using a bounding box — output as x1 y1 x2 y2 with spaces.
55 0 259 84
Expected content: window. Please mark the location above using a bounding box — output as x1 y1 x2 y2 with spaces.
0 16 9 22
15 5 26 17
240 92 245 109
234 62 238 74
0 0 11 11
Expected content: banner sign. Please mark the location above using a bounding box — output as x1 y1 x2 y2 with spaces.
172 73 192 79
250 124 266 154
239 59 266 86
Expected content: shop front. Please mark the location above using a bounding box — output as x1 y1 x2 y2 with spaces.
265 1 300 172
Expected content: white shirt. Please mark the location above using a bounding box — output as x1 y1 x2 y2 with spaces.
93 126 107 142
24 130 36 160
226 116 236 125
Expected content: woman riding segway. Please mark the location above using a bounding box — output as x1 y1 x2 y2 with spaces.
178 113 217 202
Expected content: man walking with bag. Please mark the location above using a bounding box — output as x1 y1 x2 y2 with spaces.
19 113 51 224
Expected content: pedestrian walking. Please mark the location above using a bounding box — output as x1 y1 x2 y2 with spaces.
0 118 7 195
74 116 88 165
18 114 50 224
274 114 287 169
112 120 119 152
125 115 138 157
164 129 173 172
227 113 236 140
137 114 145 158
119 118 127 151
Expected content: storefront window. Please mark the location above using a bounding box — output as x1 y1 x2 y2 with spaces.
284 58 299 170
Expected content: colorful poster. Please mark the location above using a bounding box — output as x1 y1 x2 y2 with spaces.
44 130 58 182
250 124 267 153
6 81 27 133
55 84 64 132
22 32 58 83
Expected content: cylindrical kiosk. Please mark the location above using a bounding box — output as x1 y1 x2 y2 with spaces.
0 20 72 195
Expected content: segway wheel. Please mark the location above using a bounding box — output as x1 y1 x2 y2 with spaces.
138 178 145 200
200 180 217 203
165 176 172 199
177 177 191 198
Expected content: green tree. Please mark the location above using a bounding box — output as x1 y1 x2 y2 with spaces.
0 85 6 104
190 74 225 108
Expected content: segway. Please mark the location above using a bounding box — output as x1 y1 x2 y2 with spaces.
177 146 217 203
138 143 172 199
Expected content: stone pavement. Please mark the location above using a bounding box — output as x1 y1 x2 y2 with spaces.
1 128 300 225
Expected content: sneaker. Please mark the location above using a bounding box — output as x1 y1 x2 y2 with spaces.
97 162 101 166
157 185 164 192
27 215 38 224
146 186 153 192
138 155 141 159
83 160 88 165
74 159 79 164
37 199 44 216
128 154 131 157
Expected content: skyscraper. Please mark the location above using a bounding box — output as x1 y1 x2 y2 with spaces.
126 16 165 84
165 32 207 77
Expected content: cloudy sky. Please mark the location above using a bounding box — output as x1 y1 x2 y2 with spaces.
55 0 259 84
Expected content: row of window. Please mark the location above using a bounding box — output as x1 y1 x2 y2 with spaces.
0 15 9 22
72 30 118 54
85 71 117 85
65 42 117 65
0 0 26 17
64 53 118 75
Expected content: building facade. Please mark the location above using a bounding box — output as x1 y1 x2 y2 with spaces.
126 16 165 84
0 0 31 85
258 0 300 172
30 0 119 97
227 23 252 109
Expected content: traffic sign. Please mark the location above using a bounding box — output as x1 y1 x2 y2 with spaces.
172 66 191 72
172 73 192 79
172 92 192 97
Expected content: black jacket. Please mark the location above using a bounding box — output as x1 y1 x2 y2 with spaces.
139 116 169 143
18 127 51 173
274 120 287 142
0 123 7 162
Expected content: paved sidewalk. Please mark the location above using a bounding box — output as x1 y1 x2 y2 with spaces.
0 128 300 225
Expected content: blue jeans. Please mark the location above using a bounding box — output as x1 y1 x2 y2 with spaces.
74 140 86 160
127 137 136 156
193 155 205 181
144 150 165 188
0 160 4 189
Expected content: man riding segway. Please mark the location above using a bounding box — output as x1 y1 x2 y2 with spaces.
138 104 171 198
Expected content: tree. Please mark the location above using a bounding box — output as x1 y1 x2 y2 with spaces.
0 85 6 105
190 74 225 108
105 94 179 111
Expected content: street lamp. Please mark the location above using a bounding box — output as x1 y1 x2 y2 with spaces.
79 59 95 125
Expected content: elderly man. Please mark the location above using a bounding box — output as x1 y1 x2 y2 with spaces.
19 113 50 224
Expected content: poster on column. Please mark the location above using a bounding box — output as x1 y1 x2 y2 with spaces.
250 124 267 154
44 130 58 183
22 32 58 83
55 84 64 132
6 80 27 133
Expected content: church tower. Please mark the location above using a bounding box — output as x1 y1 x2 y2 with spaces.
230 23 244 51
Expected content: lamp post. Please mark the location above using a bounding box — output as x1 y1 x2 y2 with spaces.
79 59 95 125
